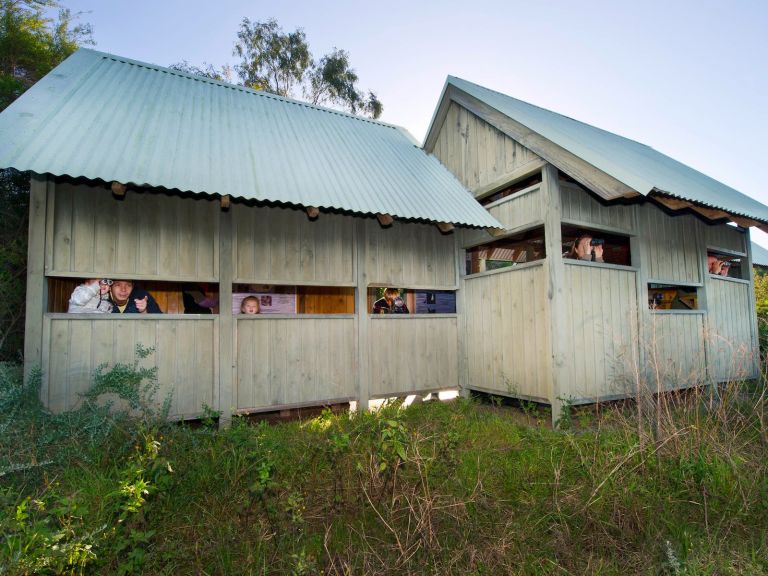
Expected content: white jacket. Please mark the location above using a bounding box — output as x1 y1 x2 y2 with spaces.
68 283 113 313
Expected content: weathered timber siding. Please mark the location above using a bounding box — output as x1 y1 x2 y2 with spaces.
364 220 456 288
44 316 216 417
432 102 542 192
560 182 634 231
235 317 356 410
232 204 354 285
462 264 550 401
49 182 218 280
703 223 746 253
461 188 544 248
645 313 707 389
368 316 459 397
562 264 638 400
637 204 700 283
706 278 757 380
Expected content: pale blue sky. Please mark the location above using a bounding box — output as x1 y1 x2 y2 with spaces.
61 0 768 245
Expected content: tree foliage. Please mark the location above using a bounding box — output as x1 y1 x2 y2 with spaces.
232 18 382 119
168 60 232 83
0 1 92 361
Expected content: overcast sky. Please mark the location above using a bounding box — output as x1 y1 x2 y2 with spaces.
59 0 768 245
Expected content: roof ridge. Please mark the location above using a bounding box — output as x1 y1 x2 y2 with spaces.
79 48 399 130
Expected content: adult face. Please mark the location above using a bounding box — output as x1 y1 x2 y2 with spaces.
111 280 133 304
574 236 593 259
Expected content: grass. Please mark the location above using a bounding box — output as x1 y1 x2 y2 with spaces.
1 363 768 575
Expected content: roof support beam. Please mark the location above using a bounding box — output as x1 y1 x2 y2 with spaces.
220 195 231 209
306 206 320 219
376 213 394 227
436 222 454 233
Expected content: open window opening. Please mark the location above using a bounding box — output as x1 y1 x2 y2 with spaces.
706 251 745 279
648 283 699 310
233 284 355 315
367 287 456 315
48 278 219 314
561 225 631 266
479 173 542 206
465 226 545 275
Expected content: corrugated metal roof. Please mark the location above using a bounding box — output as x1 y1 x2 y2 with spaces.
442 76 768 223
0 50 500 228
751 242 768 267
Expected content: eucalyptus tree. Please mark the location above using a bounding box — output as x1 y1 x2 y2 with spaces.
232 18 382 119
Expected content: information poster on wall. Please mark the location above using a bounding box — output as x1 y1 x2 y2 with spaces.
233 285 297 314
414 291 456 314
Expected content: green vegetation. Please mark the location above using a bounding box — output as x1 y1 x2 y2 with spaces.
2 358 767 575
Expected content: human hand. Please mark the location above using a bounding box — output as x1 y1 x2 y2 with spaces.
575 237 592 259
592 244 604 261
135 295 148 313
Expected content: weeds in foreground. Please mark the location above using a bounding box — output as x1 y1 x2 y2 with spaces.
1 359 768 574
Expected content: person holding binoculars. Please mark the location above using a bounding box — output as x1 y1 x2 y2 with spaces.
565 233 605 263
67 278 115 313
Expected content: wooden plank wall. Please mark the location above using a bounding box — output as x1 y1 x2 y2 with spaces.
703 222 746 252
49 182 218 280
236 317 356 410
562 264 638 400
560 182 634 231
431 102 543 193
643 314 707 390
233 205 354 285
368 317 458 397
637 205 700 283
364 219 456 288
44 316 216 418
486 187 544 230
461 188 544 248
706 278 758 381
462 264 550 401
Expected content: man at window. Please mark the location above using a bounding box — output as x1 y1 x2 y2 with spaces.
372 288 409 314
110 280 162 314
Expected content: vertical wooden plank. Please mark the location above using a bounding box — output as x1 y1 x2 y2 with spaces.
25 175 49 386
542 164 567 423
356 220 370 409
218 209 234 426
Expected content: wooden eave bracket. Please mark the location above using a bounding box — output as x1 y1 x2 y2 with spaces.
110 181 127 197
653 193 766 230
220 194 231 210
436 222 454 233
376 213 394 227
306 206 320 220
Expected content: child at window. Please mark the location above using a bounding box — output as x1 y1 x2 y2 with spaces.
68 279 114 313
241 295 261 314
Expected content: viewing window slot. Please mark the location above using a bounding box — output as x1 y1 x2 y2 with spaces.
648 283 699 310
465 226 545 275
561 225 631 266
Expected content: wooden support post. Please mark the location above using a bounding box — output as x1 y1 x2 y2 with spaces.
455 231 470 399
306 206 320 219
24 174 49 387
220 195 231 210
218 207 234 428
436 222 454 233
744 228 761 379
376 213 393 227
111 181 127 197
355 220 371 412
541 164 569 428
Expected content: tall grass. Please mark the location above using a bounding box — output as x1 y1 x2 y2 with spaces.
1 357 767 574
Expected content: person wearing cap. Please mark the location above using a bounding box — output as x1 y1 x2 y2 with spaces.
67 278 114 313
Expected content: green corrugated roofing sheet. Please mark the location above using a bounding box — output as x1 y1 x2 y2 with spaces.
0 50 500 228
751 242 768 267
443 76 768 224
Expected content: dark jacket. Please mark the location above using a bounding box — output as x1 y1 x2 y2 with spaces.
110 287 163 314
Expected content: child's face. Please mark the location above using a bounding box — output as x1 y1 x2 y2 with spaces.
242 301 259 314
